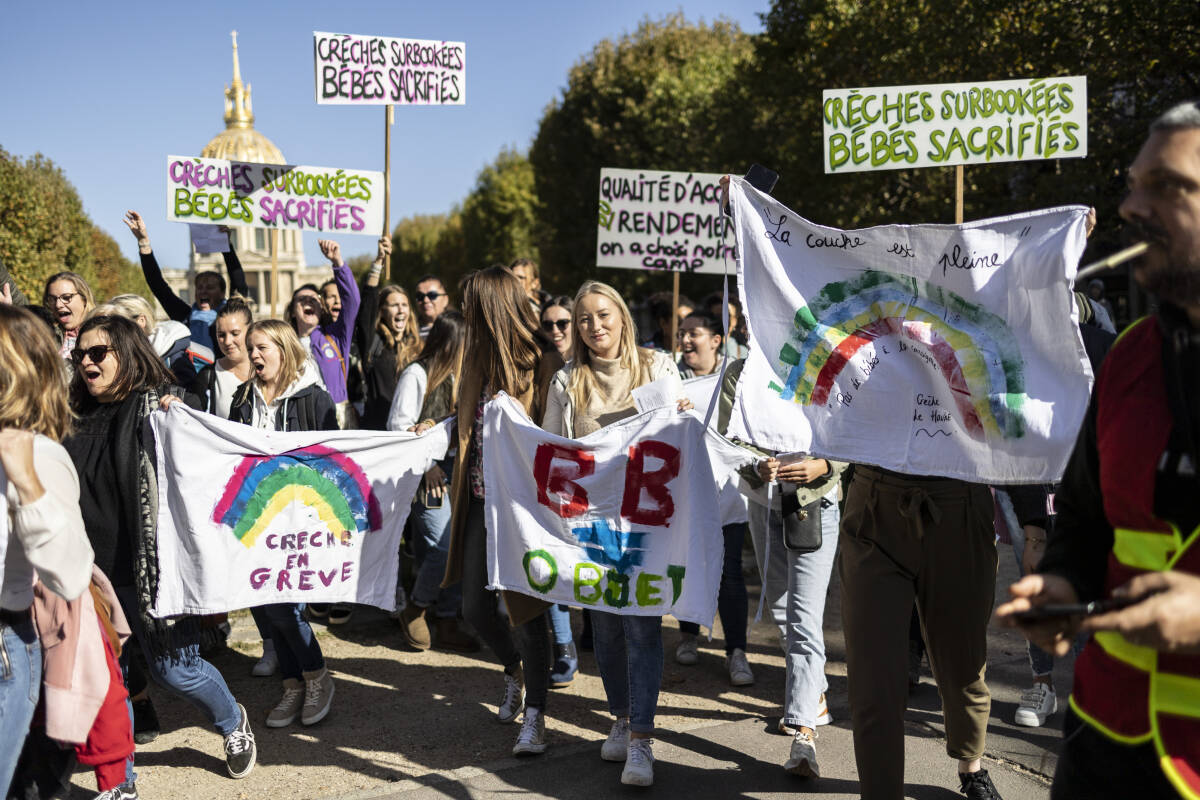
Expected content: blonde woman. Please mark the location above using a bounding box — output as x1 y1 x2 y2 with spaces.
542 280 690 787
42 271 95 360
223 320 337 728
0 305 95 789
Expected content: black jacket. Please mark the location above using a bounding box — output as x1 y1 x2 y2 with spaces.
227 380 338 432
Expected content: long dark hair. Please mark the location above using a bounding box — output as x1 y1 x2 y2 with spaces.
416 310 465 403
69 314 174 408
459 266 541 398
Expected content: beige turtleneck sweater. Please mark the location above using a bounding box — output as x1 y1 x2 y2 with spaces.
574 354 638 436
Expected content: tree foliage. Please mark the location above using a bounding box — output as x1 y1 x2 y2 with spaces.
0 147 147 303
388 211 467 297
461 147 541 274
530 13 752 298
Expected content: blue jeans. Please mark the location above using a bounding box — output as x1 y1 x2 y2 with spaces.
410 459 461 618
114 586 240 735
547 605 573 645
1009 517 1056 677
678 522 749 652
591 612 662 734
0 616 40 791
748 490 840 730
250 604 324 680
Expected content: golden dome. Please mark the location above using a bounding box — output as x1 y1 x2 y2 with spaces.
200 31 285 164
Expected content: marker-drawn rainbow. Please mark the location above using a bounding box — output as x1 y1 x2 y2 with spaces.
211 445 382 548
769 270 1027 440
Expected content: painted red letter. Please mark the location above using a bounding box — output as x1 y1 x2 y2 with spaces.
534 443 594 518
620 440 680 526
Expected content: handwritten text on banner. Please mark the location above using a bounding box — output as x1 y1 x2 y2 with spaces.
596 168 733 274
822 76 1088 174
313 31 465 105
165 155 385 235
150 404 448 616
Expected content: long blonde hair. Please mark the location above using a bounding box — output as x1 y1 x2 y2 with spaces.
0 306 72 440
376 285 422 374
460 266 541 398
568 280 655 413
247 319 306 393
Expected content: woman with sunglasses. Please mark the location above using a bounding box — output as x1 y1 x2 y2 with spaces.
0 305 96 791
386 311 476 653
42 272 95 362
64 315 257 781
285 239 360 431
542 280 692 787
540 297 574 359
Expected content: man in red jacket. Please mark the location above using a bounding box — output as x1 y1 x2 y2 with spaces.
998 99 1200 799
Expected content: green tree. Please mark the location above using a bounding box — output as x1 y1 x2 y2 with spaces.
388 210 467 297
0 147 147 303
530 13 753 300
461 147 541 276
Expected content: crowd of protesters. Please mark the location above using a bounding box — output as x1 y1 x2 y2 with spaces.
2 99 1200 800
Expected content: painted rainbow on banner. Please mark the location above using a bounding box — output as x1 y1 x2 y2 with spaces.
212 445 382 548
769 270 1027 440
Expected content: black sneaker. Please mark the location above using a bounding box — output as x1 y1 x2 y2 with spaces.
224 703 256 779
93 780 138 799
960 769 1003 799
132 698 160 745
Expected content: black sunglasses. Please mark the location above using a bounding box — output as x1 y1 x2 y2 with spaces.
415 291 443 302
71 345 115 365
541 319 570 332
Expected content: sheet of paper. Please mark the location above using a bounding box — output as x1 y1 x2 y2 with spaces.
632 377 677 413
189 224 229 253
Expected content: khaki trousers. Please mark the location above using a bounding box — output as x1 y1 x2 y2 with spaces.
839 465 997 800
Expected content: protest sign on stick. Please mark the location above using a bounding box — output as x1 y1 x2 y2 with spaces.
726 176 1093 484
482 394 753 627
596 168 732 275
165 155 385 236
150 404 448 615
821 76 1088 175
313 31 465 106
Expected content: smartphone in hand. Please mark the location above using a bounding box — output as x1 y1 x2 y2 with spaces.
1012 596 1137 622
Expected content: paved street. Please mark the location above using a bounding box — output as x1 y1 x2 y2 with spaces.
64 544 1064 799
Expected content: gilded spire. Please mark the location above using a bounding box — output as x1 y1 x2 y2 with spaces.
223 30 254 129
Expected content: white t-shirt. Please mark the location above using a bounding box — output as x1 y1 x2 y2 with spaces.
209 361 248 420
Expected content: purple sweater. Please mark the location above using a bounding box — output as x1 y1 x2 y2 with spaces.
308 262 359 404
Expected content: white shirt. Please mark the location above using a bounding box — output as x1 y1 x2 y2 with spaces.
209 361 247 420
387 362 428 432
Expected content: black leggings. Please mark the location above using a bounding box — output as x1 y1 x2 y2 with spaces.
461 497 550 709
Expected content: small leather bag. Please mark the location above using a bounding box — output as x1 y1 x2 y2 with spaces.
780 492 823 553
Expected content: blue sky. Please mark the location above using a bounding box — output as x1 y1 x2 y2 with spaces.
1 1 766 271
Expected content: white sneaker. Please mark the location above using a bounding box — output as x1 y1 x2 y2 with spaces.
727 648 755 686
512 707 546 756
601 718 631 761
1014 683 1057 727
621 738 655 786
675 634 698 665
498 669 526 723
251 642 278 677
783 730 820 777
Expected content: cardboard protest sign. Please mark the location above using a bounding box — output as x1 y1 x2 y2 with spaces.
150 404 448 615
482 393 753 626
313 31 465 105
822 76 1087 173
726 176 1093 483
596 168 733 274
165 155 385 235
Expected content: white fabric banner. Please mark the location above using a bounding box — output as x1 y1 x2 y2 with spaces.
150 404 448 616
727 176 1092 483
482 394 754 626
